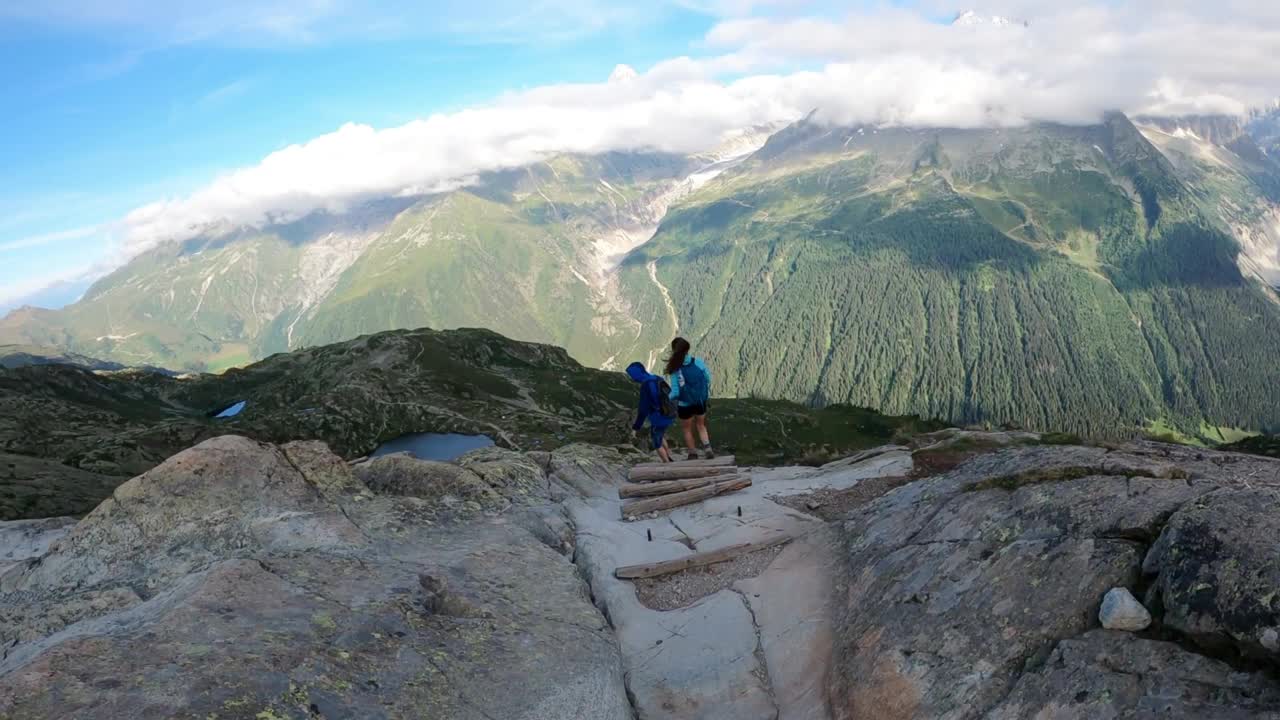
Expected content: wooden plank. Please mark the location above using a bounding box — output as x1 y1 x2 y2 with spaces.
614 532 797 579
628 465 738 483
634 455 735 470
620 476 751 519
619 473 742 499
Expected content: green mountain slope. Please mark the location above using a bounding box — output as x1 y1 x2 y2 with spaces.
0 326 932 518
0 150 755 372
618 114 1280 438
0 199 417 371
280 152 702 367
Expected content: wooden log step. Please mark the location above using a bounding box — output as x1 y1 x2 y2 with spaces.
634 455 735 470
619 474 742 499
614 532 798 579
620 476 751 520
628 465 738 483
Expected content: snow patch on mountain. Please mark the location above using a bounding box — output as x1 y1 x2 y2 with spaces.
286 229 384 349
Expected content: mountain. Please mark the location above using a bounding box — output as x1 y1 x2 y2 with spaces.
6 114 1280 441
614 113 1280 439
0 276 91 315
1134 115 1280 286
0 326 932 519
1248 104 1280 157
0 344 127 371
0 138 766 373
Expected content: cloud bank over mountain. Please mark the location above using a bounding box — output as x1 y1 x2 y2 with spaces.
33 1 1280 273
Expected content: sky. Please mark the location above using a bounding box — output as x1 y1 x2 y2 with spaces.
2 0 1279 312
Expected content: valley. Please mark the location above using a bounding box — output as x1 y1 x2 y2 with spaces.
4 113 1280 442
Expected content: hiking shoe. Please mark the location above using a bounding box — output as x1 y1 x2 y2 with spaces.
703 447 716 459
686 451 700 461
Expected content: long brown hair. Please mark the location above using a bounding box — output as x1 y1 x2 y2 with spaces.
664 337 691 375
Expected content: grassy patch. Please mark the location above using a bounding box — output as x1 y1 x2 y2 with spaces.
968 466 1097 492
709 399 942 467
205 343 253 374
1040 432 1084 446
967 462 1187 493
1222 434 1280 459
1198 423 1260 445
1144 419 1205 447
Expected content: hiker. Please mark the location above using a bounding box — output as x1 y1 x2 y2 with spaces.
665 337 714 460
626 361 675 463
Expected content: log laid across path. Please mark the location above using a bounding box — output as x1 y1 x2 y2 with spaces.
614 531 798 579
619 473 742 499
620 476 751 519
634 455 736 470
628 464 738 483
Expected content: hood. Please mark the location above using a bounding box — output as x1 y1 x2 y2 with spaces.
625 362 650 383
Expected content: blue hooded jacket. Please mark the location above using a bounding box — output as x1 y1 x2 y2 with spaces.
626 362 673 431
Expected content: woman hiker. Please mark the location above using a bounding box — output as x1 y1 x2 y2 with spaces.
665 337 715 460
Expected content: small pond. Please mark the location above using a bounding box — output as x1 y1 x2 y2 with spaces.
213 400 247 419
370 433 494 462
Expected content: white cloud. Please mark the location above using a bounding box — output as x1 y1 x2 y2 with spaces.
0 265 96 311
118 65 806 253
0 226 99 253
704 2 1280 120
31 1 1280 267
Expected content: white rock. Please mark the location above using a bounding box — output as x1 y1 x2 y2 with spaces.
1261 627 1279 652
1099 587 1152 631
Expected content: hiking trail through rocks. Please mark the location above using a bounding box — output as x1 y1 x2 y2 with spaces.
4 433 1280 718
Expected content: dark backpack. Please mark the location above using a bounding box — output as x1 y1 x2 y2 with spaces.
647 378 677 418
677 360 709 404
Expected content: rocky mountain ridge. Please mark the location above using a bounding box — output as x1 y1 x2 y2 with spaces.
0 325 933 520
2 429 1277 718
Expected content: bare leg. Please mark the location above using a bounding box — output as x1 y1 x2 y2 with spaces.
695 415 711 446
680 417 697 452
658 438 672 463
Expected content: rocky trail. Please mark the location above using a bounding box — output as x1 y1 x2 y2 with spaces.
1 431 1279 718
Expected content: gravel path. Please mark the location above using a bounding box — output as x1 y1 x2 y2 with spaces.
633 544 787 611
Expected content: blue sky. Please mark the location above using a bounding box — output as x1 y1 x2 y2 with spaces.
2 0 1275 312
0 1 743 310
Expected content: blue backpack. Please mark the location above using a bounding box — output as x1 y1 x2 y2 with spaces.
677 360 710 404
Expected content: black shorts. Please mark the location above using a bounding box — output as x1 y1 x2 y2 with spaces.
677 402 708 420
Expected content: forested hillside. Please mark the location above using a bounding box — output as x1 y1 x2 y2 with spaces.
5 113 1280 439
618 114 1280 438
0 150 718 372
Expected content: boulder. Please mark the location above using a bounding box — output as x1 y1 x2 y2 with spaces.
1099 587 1152 631
989 630 1280 719
1144 487 1280 663
456 446 550 504
827 445 1225 719
0 435 631 720
547 443 636 500
354 454 502 514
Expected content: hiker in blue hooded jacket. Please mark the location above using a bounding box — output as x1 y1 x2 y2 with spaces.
626 361 675 463
664 337 715 460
